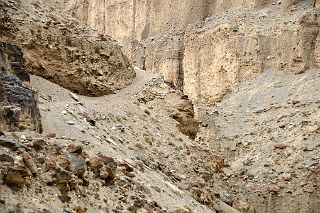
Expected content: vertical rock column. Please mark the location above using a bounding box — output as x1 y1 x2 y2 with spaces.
0 41 42 133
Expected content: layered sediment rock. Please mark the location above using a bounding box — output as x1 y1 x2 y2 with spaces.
0 41 42 132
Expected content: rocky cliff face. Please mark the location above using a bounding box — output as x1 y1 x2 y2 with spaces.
0 41 42 133
67 0 320 103
0 0 135 97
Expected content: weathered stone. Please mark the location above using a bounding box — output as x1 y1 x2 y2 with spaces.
69 154 86 178
67 121 75 125
45 133 56 139
268 185 280 194
73 206 87 213
69 93 79 101
87 156 104 173
32 138 46 151
170 207 190 213
0 151 14 163
68 144 83 154
58 195 71 203
204 154 224 173
0 138 23 151
20 150 38 175
281 173 292 181
57 156 71 170
4 166 30 188
119 162 134 173
0 41 42 133
274 143 288 149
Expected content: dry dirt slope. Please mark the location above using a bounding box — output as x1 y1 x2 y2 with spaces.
196 68 320 213
0 69 216 212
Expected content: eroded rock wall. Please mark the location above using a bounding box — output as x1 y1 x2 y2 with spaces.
0 0 135 97
66 0 209 88
67 0 320 103
184 5 320 104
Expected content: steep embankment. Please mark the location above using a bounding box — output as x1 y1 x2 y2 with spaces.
0 0 135 97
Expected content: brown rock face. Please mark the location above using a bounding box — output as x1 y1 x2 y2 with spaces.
0 41 42 132
66 0 320 104
183 7 320 105
0 0 136 97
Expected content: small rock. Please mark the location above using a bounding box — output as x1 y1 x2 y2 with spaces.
221 192 232 206
32 138 46 151
99 167 110 180
69 154 86 178
64 207 73 213
61 110 67 115
137 208 149 213
20 135 26 141
87 156 105 173
58 195 71 203
281 173 292 181
119 162 134 173
69 93 79 101
106 138 117 146
268 185 280 194
0 152 14 163
170 207 190 213
67 121 75 125
73 206 87 213
274 143 287 149
0 138 22 151
14 155 25 166
204 154 224 172
4 166 30 188
94 192 100 200
68 144 83 154
46 133 56 138
20 150 38 175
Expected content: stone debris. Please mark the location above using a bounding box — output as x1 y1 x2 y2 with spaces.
0 0 319 212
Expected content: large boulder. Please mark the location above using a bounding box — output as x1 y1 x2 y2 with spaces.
0 0 136 97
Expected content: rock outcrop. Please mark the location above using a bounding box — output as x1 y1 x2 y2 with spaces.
0 0 135 97
66 0 320 104
184 1 320 105
0 41 42 133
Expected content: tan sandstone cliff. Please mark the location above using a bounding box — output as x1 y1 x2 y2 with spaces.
66 0 320 104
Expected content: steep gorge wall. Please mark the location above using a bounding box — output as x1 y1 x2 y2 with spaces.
1 0 135 97
184 3 320 104
67 0 319 103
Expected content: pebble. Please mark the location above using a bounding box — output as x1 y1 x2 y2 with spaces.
67 121 75 125
69 93 79 101
64 208 73 213
274 143 287 149
20 135 26 141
